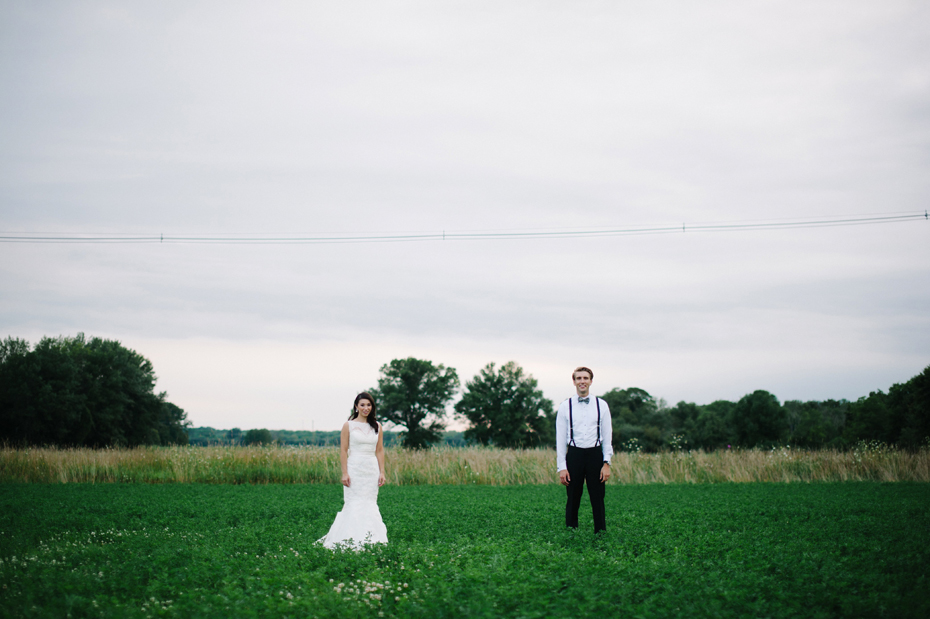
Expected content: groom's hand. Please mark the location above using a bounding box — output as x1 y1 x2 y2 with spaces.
559 469 570 486
600 464 611 483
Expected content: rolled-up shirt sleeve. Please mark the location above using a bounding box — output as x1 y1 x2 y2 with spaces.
600 399 613 464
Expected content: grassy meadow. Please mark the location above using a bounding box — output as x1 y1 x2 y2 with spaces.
1 483 929 618
2 443 929 484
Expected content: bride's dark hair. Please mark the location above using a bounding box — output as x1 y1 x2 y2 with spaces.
349 392 379 433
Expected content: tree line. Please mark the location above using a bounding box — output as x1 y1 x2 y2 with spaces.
605 377 929 452
1 334 926 452
0 335 189 447
368 357 930 451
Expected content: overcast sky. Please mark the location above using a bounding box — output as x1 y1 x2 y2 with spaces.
1 1 928 431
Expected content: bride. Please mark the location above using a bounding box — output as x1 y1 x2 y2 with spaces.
319 392 388 549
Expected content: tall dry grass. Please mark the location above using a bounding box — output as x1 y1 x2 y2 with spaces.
1 444 928 485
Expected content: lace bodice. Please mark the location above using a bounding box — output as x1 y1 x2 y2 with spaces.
347 420 379 457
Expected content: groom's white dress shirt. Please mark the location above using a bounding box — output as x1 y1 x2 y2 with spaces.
556 395 614 472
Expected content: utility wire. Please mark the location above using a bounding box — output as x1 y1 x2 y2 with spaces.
0 212 926 244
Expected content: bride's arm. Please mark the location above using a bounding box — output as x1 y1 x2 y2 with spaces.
376 423 386 486
340 422 350 487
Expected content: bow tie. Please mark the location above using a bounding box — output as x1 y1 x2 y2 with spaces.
578 397 590 404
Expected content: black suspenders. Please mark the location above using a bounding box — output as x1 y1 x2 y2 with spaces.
569 398 574 446
568 397 601 448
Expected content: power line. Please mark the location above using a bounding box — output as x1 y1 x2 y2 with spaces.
0 211 925 244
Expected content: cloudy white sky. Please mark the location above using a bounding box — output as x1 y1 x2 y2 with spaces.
1 1 928 431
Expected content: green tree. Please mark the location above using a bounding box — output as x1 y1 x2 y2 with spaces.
844 391 894 445
0 334 189 447
888 366 930 449
732 390 786 447
691 400 736 450
370 357 459 449
454 361 553 447
668 401 700 436
818 399 849 448
784 399 847 448
243 428 274 445
601 387 657 425
158 403 191 446
601 387 670 451
846 365 930 449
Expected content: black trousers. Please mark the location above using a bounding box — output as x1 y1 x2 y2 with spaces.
565 445 606 533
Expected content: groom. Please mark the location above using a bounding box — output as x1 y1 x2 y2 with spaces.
556 366 613 533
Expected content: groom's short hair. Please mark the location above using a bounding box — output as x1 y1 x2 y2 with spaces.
573 366 593 380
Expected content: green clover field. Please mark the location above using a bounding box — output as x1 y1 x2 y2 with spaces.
2 482 929 618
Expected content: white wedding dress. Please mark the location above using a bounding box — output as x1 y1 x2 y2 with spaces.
319 420 388 549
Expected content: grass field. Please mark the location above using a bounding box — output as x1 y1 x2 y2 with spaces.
2 483 929 618
3 443 928 484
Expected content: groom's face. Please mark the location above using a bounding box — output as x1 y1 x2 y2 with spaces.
573 371 592 396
